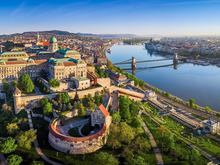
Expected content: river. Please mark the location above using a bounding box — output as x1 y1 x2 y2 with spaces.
106 44 220 112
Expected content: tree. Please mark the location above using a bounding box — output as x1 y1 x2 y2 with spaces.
94 92 100 105
39 98 49 108
62 156 73 165
189 98 195 108
6 123 19 135
159 132 175 152
49 78 60 88
130 117 142 128
156 125 170 137
0 137 17 154
110 111 121 123
40 69 48 79
93 152 119 165
205 106 211 114
43 102 52 116
16 129 37 150
188 148 201 165
73 93 79 102
139 80 145 88
189 132 193 139
6 154 23 165
107 61 114 69
124 136 151 156
7 88 13 97
165 92 170 97
194 104 199 109
88 100 95 111
119 95 131 120
3 81 10 91
125 156 149 165
12 80 18 89
62 92 70 104
67 103 72 110
129 103 139 117
79 103 86 117
18 74 34 93
31 161 44 165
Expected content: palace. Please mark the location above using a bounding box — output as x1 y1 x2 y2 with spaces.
0 36 87 90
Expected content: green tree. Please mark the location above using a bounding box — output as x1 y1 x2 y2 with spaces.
119 95 131 120
88 100 95 111
48 78 60 88
43 102 52 116
165 92 170 97
205 106 211 114
31 161 44 165
194 104 199 109
7 88 13 97
3 81 10 91
16 129 37 150
188 148 201 165
139 80 145 88
125 156 149 165
93 152 119 165
159 132 175 152
62 92 70 104
131 117 142 128
79 103 86 117
12 80 18 89
189 98 195 108
6 154 23 165
73 93 79 102
62 156 73 165
57 93 62 104
0 137 17 154
110 111 121 123
94 92 100 105
39 98 49 108
6 123 19 135
18 74 34 93
129 103 139 117
156 125 170 137
107 61 114 69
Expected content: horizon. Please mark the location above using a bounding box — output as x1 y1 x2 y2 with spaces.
1 0 220 36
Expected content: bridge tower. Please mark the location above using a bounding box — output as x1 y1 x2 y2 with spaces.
132 56 136 68
173 53 178 68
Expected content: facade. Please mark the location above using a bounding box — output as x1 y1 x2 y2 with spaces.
0 51 29 61
48 104 112 154
70 77 90 90
97 57 107 64
48 58 87 80
203 117 220 133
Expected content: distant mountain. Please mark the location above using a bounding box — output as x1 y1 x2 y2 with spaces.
76 33 138 38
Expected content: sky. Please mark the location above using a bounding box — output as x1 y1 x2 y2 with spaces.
0 0 220 36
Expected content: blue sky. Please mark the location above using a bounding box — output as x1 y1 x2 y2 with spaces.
0 0 220 36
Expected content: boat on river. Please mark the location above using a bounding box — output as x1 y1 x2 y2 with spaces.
107 49 111 54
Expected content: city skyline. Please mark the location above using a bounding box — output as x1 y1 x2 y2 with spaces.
1 0 220 36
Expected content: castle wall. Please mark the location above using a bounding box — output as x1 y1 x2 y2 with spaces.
97 78 111 88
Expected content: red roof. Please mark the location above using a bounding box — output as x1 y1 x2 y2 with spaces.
63 62 76 66
118 90 144 99
98 104 109 117
5 61 27 65
35 60 47 64
42 41 50 47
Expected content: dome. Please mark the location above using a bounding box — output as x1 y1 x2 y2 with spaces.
50 36 57 43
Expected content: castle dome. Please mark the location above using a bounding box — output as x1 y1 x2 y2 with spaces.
50 36 57 43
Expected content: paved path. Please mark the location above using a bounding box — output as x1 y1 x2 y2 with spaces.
34 86 42 95
111 91 118 111
26 110 63 165
141 118 164 165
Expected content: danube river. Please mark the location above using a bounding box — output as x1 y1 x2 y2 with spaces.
106 44 220 112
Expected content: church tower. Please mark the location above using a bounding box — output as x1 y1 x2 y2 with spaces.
48 36 58 52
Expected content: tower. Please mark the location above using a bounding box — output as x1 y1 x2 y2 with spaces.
13 87 22 114
132 56 136 69
37 32 39 42
48 36 58 52
0 45 2 53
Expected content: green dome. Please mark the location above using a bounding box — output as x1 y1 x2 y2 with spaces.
50 36 57 43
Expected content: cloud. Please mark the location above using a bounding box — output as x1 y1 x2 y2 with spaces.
10 2 25 16
26 3 46 16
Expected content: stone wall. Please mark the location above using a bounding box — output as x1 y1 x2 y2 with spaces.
109 86 145 98
86 66 95 74
97 78 111 88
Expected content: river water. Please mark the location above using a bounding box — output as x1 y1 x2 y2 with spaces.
106 44 220 112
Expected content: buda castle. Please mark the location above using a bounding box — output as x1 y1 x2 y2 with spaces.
0 36 87 90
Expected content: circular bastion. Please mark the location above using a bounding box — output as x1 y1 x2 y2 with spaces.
48 118 107 154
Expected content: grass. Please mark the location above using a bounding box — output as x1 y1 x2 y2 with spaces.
141 113 209 165
81 123 94 136
68 127 82 137
191 114 207 120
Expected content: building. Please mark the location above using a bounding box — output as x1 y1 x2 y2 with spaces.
97 57 107 64
203 117 220 134
70 77 90 90
55 49 81 59
48 58 87 80
0 51 29 61
48 36 58 52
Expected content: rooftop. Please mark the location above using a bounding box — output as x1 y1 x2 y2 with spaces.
72 77 89 81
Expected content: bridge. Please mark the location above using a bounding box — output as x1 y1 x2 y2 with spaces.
114 54 187 68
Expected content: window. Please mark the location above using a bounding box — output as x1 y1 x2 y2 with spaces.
55 140 58 143
70 144 74 147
